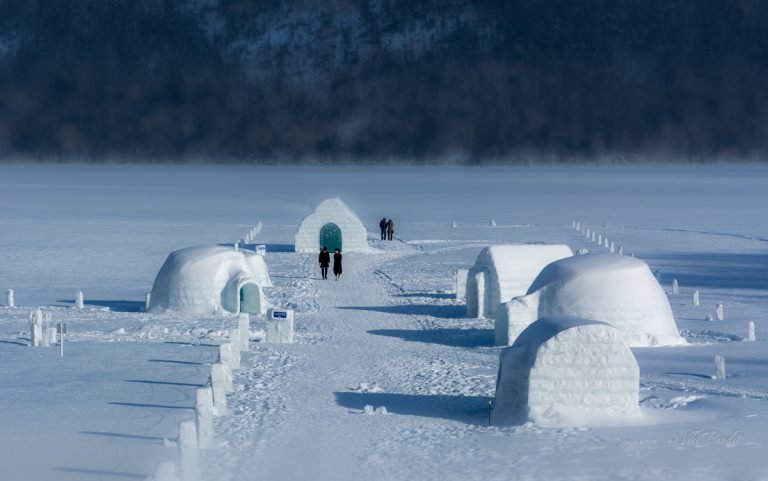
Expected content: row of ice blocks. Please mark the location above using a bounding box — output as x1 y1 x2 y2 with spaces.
266 308 294 343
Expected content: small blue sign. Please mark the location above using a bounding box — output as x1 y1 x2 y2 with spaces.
272 311 287 319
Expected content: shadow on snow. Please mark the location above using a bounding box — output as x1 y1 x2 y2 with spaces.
368 328 494 348
337 304 465 319
334 391 490 424
52 467 147 478
78 431 169 443
148 359 207 366
124 379 206 388
393 292 456 300
56 299 144 313
663 371 714 380
109 401 194 411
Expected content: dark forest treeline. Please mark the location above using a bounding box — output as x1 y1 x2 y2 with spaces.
1 0 768 162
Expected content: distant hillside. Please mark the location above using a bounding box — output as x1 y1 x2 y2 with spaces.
1 0 767 161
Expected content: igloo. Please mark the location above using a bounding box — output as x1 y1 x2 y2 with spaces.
466 244 573 319
294 198 368 253
148 246 271 315
495 254 684 347
493 317 640 427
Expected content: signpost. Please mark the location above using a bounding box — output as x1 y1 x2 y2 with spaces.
266 308 294 343
57 322 68 357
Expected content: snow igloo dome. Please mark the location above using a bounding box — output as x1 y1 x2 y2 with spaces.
294 198 368 253
493 317 640 427
149 246 271 315
466 244 573 319
496 254 684 347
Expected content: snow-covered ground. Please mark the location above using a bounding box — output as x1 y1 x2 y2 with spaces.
1 164 767 481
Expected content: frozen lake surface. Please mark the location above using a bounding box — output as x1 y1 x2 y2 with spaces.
1 164 767 480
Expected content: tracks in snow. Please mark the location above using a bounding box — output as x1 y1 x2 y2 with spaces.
205 248 415 481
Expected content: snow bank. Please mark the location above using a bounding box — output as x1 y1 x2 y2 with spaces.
148 246 271 315
496 254 684 347
493 317 640 427
466 244 573 319
294 198 368 253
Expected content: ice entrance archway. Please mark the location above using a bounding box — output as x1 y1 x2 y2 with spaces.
238 282 262 314
319 223 342 251
294 198 367 253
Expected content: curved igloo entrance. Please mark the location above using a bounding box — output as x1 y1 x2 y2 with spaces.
466 244 573 319
238 281 263 314
149 246 271 315
493 317 640 427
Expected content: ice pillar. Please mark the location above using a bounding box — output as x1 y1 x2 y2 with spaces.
716 302 724 321
75 290 84 310
713 355 726 380
195 387 215 449
178 420 199 481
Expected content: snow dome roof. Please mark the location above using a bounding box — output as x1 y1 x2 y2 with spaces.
149 245 271 314
512 316 607 348
523 254 684 347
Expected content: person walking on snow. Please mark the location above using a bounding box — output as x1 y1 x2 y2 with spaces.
387 219 395 241
319 246 330 280
379 217 387 240
333 248 343 280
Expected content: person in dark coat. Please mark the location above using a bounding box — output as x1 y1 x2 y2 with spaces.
387 219 394 241
319 246 330 280
333 248 343 280
379 217 387 240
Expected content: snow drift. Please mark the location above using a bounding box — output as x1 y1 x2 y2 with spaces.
466 244 573 319
294 198 368 253
495 254 684 347
493 317 640 427
149 246 271 315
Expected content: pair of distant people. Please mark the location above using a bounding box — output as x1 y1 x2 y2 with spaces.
379 218 395 241
319 246 342 280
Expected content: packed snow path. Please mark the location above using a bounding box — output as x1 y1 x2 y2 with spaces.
255 251 410 479
211 245 452 480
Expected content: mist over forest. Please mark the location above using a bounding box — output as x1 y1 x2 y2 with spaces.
1 0 767 163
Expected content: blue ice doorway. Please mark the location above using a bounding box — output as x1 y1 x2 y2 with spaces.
319 223 342 252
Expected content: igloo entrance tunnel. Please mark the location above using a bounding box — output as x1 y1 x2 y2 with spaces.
295 198 368 253
466 244 573 319
148 246 271 315
493 317 640 427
